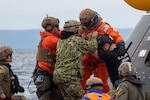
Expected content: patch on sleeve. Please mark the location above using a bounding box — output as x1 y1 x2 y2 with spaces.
0 66 5 74
115 86 123 97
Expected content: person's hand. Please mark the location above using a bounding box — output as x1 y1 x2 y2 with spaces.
78 25 85 34
18 86 25 93
91 31 98 37
0 93 10 100
0 93 6 100
78 25 90 34
117 42 126 56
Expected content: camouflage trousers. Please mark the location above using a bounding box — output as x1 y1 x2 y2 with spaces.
33 74 63 100
57 81 84 100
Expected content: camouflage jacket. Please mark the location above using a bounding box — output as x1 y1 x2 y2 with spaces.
53 35 98 83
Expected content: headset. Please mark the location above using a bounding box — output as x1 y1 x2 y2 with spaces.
119 62 135 77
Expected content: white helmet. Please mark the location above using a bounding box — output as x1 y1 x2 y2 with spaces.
86 77 103 90
118 62 136 77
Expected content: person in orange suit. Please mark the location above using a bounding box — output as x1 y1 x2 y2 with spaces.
78 31 110 93
79 8 126 93
81 53 110 93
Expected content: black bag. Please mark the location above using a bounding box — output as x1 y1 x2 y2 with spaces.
11 74 24 94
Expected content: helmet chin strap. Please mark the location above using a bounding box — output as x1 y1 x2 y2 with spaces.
126 62 133 76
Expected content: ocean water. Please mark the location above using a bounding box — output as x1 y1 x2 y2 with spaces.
12 49 38 100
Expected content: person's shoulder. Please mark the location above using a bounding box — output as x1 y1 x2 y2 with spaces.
70 35 82 41
117 80 135 92
43 33 59 43
116 81 129 91
115 81 128 98
120 80 131 86
71 35 80 38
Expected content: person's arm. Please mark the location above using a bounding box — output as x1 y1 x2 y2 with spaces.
98 23 126 56
0 67 8 100
115 83 128 100
42 35 59 55
92 49 118 61
73 35 98 54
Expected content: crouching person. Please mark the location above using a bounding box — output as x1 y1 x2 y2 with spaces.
82 77 113 100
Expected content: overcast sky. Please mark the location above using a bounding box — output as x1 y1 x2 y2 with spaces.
0 0 145 30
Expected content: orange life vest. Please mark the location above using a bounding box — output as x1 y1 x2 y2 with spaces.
82 90 112 100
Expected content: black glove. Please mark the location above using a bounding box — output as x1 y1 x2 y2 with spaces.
96 34 103 49
117 42 126 56
2 97 10 100
17 85 25 93
11 75 25 94
96 34 114 49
